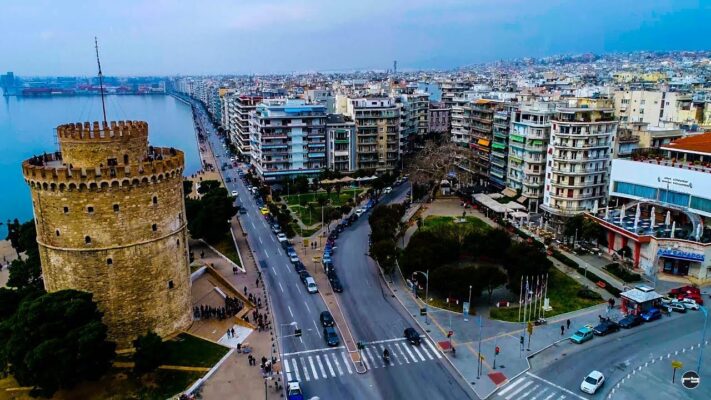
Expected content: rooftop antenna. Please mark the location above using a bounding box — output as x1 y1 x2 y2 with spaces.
94 36 108 127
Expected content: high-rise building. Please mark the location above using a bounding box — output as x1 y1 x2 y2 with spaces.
490 108 511 189
326 114 356 173
250 99 327 182
542 98 618 235
470 99 504 185
507 102 557 212
345 97 401 173
22 120 192 349
396 92 430 155
230 95 262 160
428 101 450 135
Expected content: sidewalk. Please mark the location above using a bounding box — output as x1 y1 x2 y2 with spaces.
388 266 613 399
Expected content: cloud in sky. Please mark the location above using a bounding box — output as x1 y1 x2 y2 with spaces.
0 0 709 75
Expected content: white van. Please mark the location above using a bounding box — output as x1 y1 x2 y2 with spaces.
305 277 318 294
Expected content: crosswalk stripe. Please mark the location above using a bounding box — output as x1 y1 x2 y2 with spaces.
519 384 540 399
364 347 379 368
402 342 417 362
290 359 301 382
341 352 353 374
498 377 526 396
424 338 443 359
324 354 336 377
411 344 426 362
298 358 309 381
283 358 292 380
308 356 319 380
542 393 555 400
419 343 434 360
557 396 566 400
316 355 327 378
395 343 411 363
530 388 549 400
505 380 533 400
330 353 344 376
361 349 371 369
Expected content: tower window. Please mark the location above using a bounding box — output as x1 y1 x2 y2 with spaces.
152 196 158 205
55 229 60 237
87 206 94 214
63 206 69 214
152 224 157 232
85 236 91 244
177 238 180 246
123 154 129 164
168 280 174 289
113 204 120 212
106 258 113 265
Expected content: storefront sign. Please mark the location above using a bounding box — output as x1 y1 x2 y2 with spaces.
657 248 705 262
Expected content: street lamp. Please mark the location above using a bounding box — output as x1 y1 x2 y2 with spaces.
465 285 472 322
412 270 430 324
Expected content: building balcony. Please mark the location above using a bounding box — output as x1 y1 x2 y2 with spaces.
550 180 607 189
553 141 611 149
552 167 606 175
552 154 610 163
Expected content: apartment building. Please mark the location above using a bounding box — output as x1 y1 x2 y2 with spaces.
542 98 618 235
490 109 511 189
345 97 401 173
228 95 262 159
249 99 327 182
470 99 504 185
326 114 357 173
396 92 430 154
439 81 470 109
507 102 557 212
428 101 450 135
614 90 703 126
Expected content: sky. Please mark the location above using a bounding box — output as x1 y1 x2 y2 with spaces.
1 0 709 76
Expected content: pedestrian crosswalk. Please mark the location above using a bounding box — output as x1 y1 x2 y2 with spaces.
283 338 442 382
495 374 588 400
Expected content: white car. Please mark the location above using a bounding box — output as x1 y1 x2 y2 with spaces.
231 190 239 197
383 187 392 194
276 233 288 243
679 298 700 310
304 277 318 294
580 370 605 394
355 208 364 217
289 254 300 263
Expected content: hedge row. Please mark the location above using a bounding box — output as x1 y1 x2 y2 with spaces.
550 249 621 298
604 263 642 283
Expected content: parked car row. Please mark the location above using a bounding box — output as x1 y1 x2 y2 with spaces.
668 285 704 306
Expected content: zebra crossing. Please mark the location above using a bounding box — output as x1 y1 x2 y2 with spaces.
283 338 443 382
495 374 588 400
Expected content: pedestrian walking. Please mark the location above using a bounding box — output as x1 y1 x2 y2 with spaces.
560 325 565 336
231 327 235 337
256 278 260 287
226 328 231 338
244 286 248 295
566 319 571 330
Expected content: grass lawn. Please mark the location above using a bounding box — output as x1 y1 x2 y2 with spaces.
162 333 229 368
489 268 604 322
289 204 323 227
421 215 489 232
291 222 319 238
210 233 241 266
283 188 362 207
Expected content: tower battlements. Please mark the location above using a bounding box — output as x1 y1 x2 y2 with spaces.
22 147 184 189
57 120 149 141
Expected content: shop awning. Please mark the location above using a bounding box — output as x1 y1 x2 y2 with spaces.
510 134 525 143
477 139 490 147
491 142 506 150
657 248 705 262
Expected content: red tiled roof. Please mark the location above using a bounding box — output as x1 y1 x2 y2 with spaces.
661 132 711 155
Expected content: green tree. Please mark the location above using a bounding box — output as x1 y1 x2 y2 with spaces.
480 229 511 261
7 252 43 291
186 186 237 243
563 215 585 242
479 266 508 304
371 239 398 274
197 180 221 195
133 331 165 374
0 290 115 396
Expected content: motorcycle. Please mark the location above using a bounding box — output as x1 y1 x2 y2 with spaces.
383 351 390 364
534 317 547 326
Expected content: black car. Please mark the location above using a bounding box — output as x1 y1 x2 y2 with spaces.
323 326 339 346
320 311 335 327
593 319 620 336
328 272 343 293
618 314 644 329
294 261 306 273
404 327 421 346
298 270 311 284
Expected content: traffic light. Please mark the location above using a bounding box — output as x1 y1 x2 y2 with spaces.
447 331 453 338
520 336 524 345
495 346 500 355
294 328 302 337
357 341 365 350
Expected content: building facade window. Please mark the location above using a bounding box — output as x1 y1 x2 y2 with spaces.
152 224 157 232
106 258 113 265
113 204 120 212
614 181 657 200
63 206 69 214
85 236 91 244
87 206 94 214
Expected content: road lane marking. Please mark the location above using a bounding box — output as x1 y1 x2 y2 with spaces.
530 387 549 400
360 348 371 369
525 372 587 400
395 343 410 363
304 301 311 313
330 353 344 375
505 380 533 400
411 344 426 361
251 221 256 229
313 320 321 338
520 384 540 399
290 359 301 381
498 377 526 396
271 235 276 243
300 358 310 381
315 355 327 378
279 282 284 293
308 356 319 380
341 352 353 374
265 252 269 259
324 354 336 377
288 306 294 318
542 394 555 400
278 248 283 255
259 236 263 244
424 338 443 359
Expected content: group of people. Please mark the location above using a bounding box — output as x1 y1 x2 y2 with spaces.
252 308 270 332
193 295 245 321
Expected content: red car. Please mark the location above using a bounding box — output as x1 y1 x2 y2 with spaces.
676 292 704 305
669 286 700 296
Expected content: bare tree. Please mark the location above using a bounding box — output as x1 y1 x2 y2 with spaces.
406 137 474 198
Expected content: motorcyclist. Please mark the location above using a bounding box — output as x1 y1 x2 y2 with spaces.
383 348 390 361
